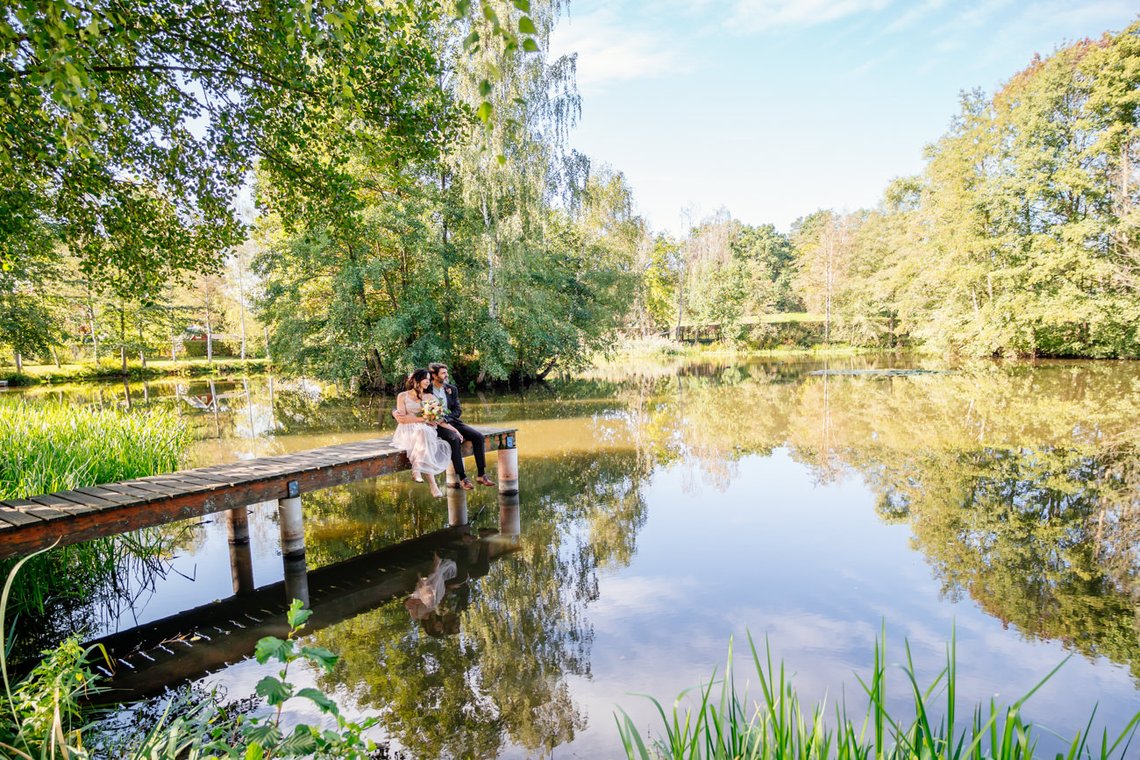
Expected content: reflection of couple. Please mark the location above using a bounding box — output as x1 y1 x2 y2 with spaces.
391 362 494 497
404 554 460 637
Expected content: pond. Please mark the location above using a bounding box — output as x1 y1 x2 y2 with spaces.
6 356 1140 757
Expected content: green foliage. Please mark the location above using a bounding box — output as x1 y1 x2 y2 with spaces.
196 599 378 759
617 631 1140 759
791 24 1140 358
255 2 640 389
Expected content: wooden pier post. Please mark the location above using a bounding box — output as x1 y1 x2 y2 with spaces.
447 487 468 526
226 508 254 595
445 463 460 490
497 436 518 495
278 481 305 559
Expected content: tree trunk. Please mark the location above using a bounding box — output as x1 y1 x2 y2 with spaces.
236 252 248 361
120 346 128 375
205 300 214 364
481 196 498 319
441 169 453 346
14 352 22 374
51 347 61 369
86 285 100 362
536 357 558 381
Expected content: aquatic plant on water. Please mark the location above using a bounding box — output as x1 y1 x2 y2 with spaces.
616 631 1140 760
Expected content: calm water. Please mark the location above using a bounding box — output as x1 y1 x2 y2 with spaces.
8 356 1140 757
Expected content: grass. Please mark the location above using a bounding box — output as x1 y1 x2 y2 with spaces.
616 631 1140 760
0 400 187 498
1 357 271 386
0 399 191 620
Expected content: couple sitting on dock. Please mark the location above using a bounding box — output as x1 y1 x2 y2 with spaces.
392 363 494 497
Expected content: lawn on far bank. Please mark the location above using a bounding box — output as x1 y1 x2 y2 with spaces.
1 357 272 386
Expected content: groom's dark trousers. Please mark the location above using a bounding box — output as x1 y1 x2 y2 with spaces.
437 422 486 480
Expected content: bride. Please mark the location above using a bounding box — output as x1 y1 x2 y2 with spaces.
392 368 455 497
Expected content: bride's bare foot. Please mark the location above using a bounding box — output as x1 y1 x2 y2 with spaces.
428 475 443 498
412 470 423 483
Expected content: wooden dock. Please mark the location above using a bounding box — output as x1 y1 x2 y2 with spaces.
0 426 518 562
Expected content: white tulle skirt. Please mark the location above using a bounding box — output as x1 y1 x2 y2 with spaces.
391 423 452 476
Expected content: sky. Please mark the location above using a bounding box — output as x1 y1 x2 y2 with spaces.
548 0 1139 234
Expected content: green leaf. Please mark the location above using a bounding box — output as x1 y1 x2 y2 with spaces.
479 79 492 97
243 722 281 745
255 675 294 706
522 38 539 53
253 636 291 664
463 30 480 50
455 0 471 16
297 687 340 715
477 101 493 123
243 743 264 760
512 0 530 11
518 16 536 34
279 726 319 755
287 599 312 630
300 645 339 670
496 154 507 166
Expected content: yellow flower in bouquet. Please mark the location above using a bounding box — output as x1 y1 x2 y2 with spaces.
421 398 445 422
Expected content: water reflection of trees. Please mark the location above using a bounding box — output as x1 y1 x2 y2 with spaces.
874 445 1140 680
616 361 1140 680
308 450 649 758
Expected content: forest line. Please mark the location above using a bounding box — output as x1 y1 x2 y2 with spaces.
3 9 1138 390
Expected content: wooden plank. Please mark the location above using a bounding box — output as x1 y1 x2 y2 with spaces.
4 499 69 520
29 493 98 516
99 483 169 502
140 474 226 491
52 489 122 510
0 505 47 526
74 486 139 506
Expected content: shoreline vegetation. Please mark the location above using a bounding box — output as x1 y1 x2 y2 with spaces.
0 357 272 386
616 633 1140 760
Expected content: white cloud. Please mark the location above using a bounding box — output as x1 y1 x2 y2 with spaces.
549 9 686 95
728 0 894 32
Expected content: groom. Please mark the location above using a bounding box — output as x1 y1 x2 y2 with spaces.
428 363 494 490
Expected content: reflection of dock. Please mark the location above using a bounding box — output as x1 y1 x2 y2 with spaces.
85 497 521 703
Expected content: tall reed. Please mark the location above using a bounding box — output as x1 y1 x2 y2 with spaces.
616 632 1140 760
0 399 186 498
0 399 189 622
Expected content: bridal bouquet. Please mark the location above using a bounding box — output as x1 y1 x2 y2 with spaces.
421 398 445 423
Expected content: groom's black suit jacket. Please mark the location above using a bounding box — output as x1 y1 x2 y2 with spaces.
438 383 463 422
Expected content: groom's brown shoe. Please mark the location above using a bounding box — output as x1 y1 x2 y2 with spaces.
459 478 475 490
475 475 494 487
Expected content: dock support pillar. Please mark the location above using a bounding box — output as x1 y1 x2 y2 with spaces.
498 491 520 537
226 508 254 596
278 481 305 559
447 487 468 526
283 555 310 608
497 435 518 495
445 463 460 489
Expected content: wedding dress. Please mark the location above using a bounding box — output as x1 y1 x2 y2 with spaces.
405 557 458 620
391 392 453 486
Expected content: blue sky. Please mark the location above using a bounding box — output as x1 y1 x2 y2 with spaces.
548 1 1138 233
